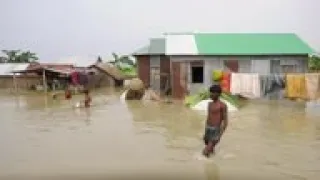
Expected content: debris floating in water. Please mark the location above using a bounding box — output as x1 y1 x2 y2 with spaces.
193 152 214 161
222 153 236 159
191 99 238 113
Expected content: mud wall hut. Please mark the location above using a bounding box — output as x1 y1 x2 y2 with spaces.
88 62 133 88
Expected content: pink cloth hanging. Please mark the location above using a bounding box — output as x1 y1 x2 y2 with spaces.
71 71 79 85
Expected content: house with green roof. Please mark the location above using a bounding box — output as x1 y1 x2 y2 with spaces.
132 33 314 99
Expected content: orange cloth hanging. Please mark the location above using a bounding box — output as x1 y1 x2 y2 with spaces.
220 72 231 93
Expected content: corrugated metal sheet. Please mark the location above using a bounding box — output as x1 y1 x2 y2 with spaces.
132 46 150 55
0 64 14 75
149 38 166 54
149 56 161 91
12 63 31 72
57 56 96 67
132 39 166 56
270 60 281 73
150 56 160 67
134 33 314 57
194 33 314 55
251 59 270 74
0 63 29 76
238 60 252 73
165 34 198 55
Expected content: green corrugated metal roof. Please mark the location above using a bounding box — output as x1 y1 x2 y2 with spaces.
194 33 314 55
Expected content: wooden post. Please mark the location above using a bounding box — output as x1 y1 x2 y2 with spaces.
52 79 56 92
42 69 47 93
13 73 17 93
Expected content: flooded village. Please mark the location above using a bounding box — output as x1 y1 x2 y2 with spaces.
1 32 320 179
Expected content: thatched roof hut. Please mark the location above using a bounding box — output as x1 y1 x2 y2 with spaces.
88 62 136 80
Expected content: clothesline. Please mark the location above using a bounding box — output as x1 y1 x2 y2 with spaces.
228 72 320 100
230 72 320 76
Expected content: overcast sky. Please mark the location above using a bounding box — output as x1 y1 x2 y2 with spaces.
0 0 319 61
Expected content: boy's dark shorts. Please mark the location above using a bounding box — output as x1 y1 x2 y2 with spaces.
203 126 221 145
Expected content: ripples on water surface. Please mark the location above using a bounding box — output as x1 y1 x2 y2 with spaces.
0 89 319 180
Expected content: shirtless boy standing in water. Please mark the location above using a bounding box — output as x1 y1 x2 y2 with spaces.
203 85 228 157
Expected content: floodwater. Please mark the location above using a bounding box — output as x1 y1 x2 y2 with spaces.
0 88 320 180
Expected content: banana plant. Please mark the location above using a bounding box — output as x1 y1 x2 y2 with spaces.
110 52 136 68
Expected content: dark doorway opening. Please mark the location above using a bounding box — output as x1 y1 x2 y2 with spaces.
191 66 204 83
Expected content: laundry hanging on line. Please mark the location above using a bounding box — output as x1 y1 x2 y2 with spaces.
285 74 307 99
260 74 285 96
71 71 79 85
230 73 261 99
305 73 320 100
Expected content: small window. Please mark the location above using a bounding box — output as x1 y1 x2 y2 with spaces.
191 66 204 83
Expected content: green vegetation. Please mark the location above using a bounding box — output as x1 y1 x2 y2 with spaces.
0 50 39 63
119 66 137 76
110 52 137 77
309 54 320 71
184 88 240 108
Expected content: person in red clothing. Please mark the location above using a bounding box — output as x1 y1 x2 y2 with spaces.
83 89 92 108
65 86 72 100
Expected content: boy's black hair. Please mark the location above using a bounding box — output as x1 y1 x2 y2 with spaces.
209 84 222 94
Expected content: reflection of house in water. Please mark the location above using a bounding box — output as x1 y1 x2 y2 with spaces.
132 33 314 99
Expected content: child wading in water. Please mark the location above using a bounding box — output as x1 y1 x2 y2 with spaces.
65 86 72 100
203 84 228 157
83 89 92 108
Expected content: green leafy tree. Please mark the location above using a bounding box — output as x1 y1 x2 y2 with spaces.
1 50 39 63
1 50 21 63
309 54 320 71
0 56 6 63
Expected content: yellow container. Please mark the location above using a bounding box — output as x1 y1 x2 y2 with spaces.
212 70 223 82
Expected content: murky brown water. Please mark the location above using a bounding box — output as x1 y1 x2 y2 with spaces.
0 88 320 179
